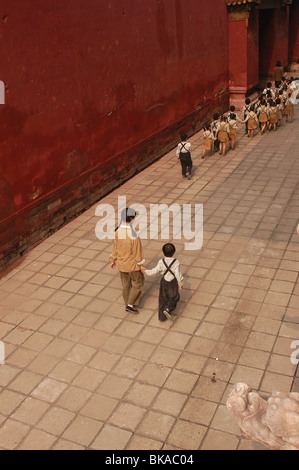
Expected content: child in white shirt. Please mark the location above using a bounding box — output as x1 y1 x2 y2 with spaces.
176 133 192 179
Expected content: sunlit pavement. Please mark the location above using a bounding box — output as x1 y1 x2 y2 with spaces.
0 109 298 450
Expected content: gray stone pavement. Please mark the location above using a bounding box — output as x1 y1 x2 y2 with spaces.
0 109 298 450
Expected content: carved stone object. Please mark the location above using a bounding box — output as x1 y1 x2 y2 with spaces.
226 383 299 450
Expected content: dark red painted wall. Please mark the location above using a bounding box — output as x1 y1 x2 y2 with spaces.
0 0 229 270
289 0 299 62
272 7 289 70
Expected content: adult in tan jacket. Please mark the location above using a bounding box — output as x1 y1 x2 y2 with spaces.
110 208 145 314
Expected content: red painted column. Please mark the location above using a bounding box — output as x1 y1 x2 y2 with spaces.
259 5 289 79
289 0 299 67
273 6 289 70
228 7 259 109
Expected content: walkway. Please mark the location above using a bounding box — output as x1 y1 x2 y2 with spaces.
0 110 298 450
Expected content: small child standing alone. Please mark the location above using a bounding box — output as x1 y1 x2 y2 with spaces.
142 243 183 322
176 133 193 179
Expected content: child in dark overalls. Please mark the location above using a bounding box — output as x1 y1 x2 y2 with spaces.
142 243 183 321
176 133 193 179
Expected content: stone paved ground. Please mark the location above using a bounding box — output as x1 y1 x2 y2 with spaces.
0 108 298 450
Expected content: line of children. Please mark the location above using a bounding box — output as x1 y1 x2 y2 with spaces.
189 78 297 162
256 77 297 130
200 106 245 158
147 78 297 322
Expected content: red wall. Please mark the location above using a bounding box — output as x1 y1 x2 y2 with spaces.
0 0 229 270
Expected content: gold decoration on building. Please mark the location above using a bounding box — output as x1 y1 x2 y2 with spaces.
226 0 261 5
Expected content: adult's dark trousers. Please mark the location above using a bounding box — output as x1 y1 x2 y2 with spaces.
158 277 180 321
179 153 192 177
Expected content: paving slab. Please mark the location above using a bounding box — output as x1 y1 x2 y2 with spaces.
0 107 298 450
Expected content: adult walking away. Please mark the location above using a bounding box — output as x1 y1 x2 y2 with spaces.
273 61 284 88
176 132 193 179
110 207 145 314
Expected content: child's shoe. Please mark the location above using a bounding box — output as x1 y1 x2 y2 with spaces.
163 308 174 321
